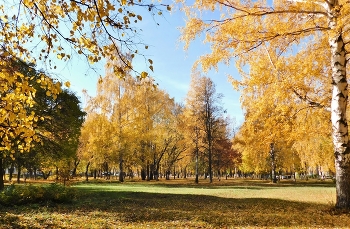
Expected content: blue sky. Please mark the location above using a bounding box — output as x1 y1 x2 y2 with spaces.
55 2 244 124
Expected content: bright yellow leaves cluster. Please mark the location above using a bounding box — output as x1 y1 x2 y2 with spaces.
0 57 61 157
232 36 333 172
0 0 171 80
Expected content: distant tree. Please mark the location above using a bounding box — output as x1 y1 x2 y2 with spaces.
184 73 224 183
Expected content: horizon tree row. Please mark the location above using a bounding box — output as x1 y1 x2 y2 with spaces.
77 58 240 182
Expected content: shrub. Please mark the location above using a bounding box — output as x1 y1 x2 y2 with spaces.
0 183 78 206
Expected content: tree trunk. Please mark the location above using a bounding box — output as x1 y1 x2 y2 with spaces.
141 168 146 180
43 171 51 180
146 163 150 181
195 149 199 184
17 165 21 184
330 31 350 209
56 166 59 180
34 167 37 180
270 143 277 183
72 159 80 177
85 162 90 181
9 163 14 181
195 126 199 184
208 133 213 183
149 164 154 180
0 158 4 190
119 155 124 182
165 170 170 180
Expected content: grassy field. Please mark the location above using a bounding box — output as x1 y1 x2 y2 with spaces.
1 178 349 228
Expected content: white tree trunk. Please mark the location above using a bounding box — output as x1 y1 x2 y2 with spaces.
326 0 350 209
330 32 350 209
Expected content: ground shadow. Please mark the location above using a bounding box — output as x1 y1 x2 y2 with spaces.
1 185 348 228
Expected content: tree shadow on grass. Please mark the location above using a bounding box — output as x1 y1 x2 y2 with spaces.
1 187 346 229
87 190 349 227
143 179 336 189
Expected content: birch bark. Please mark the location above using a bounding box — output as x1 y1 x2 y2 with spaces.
328 0 350 208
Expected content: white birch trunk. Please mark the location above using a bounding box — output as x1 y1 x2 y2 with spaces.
328 0 350 207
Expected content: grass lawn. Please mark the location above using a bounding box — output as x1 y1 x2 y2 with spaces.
1 178 349 228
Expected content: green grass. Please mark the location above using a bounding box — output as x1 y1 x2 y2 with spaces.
0 178 349 228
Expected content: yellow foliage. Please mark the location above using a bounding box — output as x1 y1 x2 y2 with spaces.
0 55 61 159
179 0 348 174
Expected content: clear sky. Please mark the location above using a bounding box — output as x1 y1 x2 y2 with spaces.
54 2 244 125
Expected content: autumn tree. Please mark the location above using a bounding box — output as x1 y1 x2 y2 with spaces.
184 73 225 183
149 101 185 180
212 117 238 180
86 56 137 182
228 39 332 181
0 58 60 189
79 55 186 182
180 0 350 208
130 78 179 180
183 75 204 183
79 111 115 180
159 103 188 180
2 0 171 75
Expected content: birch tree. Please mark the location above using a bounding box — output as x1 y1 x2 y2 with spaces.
180 0 350 209
79 55 137 181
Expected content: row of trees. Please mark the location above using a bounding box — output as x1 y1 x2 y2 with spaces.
232 41 334 179
78 57 239 183
179 0 350 208
0 0 171 189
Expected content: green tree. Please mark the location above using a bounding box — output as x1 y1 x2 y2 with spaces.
0 58 60 189
0 0 170 189
33 88 86 180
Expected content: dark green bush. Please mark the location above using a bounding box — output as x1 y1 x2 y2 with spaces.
0 183 78 206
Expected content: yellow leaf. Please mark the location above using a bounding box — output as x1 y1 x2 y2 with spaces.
141 71 148 78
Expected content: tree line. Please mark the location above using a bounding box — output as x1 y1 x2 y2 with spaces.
78 56 238 183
